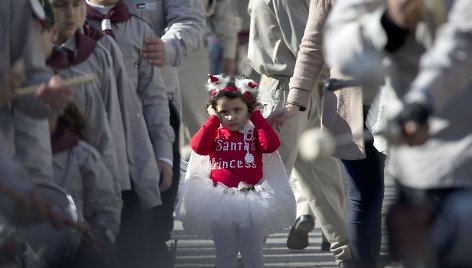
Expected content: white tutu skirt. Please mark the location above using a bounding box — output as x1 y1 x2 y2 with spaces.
176 151 296 239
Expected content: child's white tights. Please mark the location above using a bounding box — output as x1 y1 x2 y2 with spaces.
211 223 265 268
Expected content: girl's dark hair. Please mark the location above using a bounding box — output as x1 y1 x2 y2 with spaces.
58 103 91 141
208 80 258 113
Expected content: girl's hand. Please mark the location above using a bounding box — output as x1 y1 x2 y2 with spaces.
207 105 218 116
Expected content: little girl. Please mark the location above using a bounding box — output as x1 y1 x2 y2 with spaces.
177 75 296 267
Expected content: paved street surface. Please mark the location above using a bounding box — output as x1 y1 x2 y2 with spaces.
170 175 403 268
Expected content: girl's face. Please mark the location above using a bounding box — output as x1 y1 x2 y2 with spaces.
215 96 250 132
50 0 82 43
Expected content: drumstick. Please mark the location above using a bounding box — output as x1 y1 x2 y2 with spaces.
13 73 98 98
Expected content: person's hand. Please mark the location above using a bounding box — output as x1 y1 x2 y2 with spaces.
266 104 299 132
143 37 166 66
36 75 74 111
157 160 173 192
393 102 430 146
386 0 422 30
1 68 25 107
399 120 430 146
220 58 236 76
0 185 85 230
207 105 218 116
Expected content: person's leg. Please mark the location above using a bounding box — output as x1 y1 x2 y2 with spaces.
258 76 351 263
287 171 316 250
238 224 265 268
342 141 385 268
209 39 223 75
151 103 181 267
293 80 350 265
294 153 350 262
258 77 316 250
433 190 472 268
116 190 155 268
211 224 239 268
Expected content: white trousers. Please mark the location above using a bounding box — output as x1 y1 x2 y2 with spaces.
258 75 350 262
211 223 265 268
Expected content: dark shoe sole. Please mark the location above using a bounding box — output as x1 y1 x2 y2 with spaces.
287 215 315 250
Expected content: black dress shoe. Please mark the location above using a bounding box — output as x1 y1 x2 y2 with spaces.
286 214 315 250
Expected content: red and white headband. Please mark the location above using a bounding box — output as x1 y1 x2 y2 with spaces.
207 74 258 101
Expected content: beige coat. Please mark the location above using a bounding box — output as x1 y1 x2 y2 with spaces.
206 0 238 60
287 0 365 160
248 0 310 80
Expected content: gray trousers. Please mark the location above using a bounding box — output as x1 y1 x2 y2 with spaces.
259 75 351 263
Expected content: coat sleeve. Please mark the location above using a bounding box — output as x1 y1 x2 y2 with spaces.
76 141 122 238
93 44 130 190
72 79 122 198
250 110 280 153
404 0 472 112
8 0 55 118
12 109 54 182
138 26 175 161
287 0 333 108
162 0 206 66
190 115 220 155
323 0 387 80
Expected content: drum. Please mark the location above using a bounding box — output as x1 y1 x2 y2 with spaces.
17 182 83 267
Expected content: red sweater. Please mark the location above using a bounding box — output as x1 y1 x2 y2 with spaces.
191 111 281 187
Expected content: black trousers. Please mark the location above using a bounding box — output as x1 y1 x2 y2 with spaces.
116 102 180 268
151 103 181 267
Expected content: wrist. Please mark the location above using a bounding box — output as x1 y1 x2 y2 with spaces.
399 102 430 125
285 101 306 112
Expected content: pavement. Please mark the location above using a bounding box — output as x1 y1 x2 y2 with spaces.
170 174 404 268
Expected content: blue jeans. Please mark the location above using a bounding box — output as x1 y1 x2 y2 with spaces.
342 141 385 268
